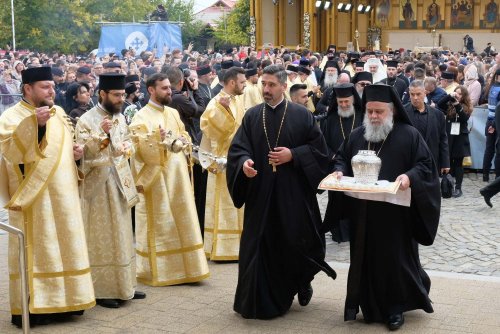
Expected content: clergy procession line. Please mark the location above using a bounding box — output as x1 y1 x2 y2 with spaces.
0 45 499 332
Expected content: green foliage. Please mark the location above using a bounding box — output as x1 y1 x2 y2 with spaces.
0 0 203 54
213 0 250 47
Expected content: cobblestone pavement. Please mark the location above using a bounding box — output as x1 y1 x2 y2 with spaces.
321 173 500 277
1 173 500 333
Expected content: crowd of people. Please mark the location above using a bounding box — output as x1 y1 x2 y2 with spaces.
0 40 499 331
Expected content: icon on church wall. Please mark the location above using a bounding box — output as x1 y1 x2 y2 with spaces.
450 0 474 28
399 0 417 28
480 0 499 28
375 0 391 27
423 0 445 29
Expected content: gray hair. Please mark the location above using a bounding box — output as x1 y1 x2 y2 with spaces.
263 64 287 84
409 80 425 90
424 76 437 87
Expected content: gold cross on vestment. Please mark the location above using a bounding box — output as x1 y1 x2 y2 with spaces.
269 159 277 172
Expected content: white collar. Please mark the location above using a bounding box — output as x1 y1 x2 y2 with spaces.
267 96 285 109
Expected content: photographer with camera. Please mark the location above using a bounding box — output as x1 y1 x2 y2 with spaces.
437 86 473 198
165 66 205 145
165 66 207 231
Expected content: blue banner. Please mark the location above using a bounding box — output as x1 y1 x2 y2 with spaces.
97 22 182 57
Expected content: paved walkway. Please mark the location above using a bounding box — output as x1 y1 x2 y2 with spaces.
0 173 499 333
321 173 500 277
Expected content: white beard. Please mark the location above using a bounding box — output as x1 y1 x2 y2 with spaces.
338 105 355 118
363 112 394 143
323 73 338 88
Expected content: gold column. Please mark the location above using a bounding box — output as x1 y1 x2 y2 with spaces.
255 0 262 48
279 0 286 46
302 0 309 48
310 0 317 51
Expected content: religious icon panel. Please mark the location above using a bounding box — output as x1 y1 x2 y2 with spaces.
423 0 445 28
375 0 392 27
399 0 417 28
450 0 474 28
480 0 499 28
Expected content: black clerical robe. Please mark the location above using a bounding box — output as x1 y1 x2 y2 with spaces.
227 99 337 319
320 109 364 242
332 122 440 323
380 77 407 100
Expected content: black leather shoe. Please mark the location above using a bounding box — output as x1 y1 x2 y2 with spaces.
297 283 313 306
387 313 405 331
133 291 147 299
480 189 493 208
452 189 463 198
483 175 489 182
96 299 120 308
11 314 51 328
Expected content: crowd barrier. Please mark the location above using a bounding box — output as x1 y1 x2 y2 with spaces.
468 106 494 170
0 222 30 333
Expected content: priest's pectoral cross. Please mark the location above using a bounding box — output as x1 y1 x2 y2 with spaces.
269 159 277 172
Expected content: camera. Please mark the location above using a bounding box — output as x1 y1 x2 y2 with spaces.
182 68 193 91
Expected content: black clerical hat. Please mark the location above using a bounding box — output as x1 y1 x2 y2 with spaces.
334 83 355 98
286 65 298 73
245 68 258 77
221 60 234 70
298 66 311 76
441 71 455 80
326 45 336 53
196 65 211 76
352 71 372 84
355 61 365 68
363 84 411 125
99 73 126 91
325 60 341 71
125 82 137 95
386 60 399 68
125 74 140 83
22 66 53 84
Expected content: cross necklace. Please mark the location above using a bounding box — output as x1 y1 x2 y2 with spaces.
339 111 356 140
199 84 212 100
262 100 288 172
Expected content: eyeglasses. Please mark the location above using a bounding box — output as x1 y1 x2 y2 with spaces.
358 82 371 87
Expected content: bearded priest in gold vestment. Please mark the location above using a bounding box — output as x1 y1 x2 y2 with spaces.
0 67 95 327
130 72 209 286
75 73 145 308
200 67 246 261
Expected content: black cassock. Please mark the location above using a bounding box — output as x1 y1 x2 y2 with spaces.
320 109 364 242
227 99 337 319
332 122 441 322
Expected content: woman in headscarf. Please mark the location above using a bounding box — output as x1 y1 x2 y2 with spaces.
463 64 481 106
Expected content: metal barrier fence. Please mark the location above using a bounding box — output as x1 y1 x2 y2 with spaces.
0 222 30 334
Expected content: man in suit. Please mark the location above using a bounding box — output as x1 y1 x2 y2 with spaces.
404 80 450 174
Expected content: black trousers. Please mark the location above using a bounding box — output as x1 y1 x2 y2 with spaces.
481 175 500 198
482 121 500 177
192 163 208 236
450 157 464 189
